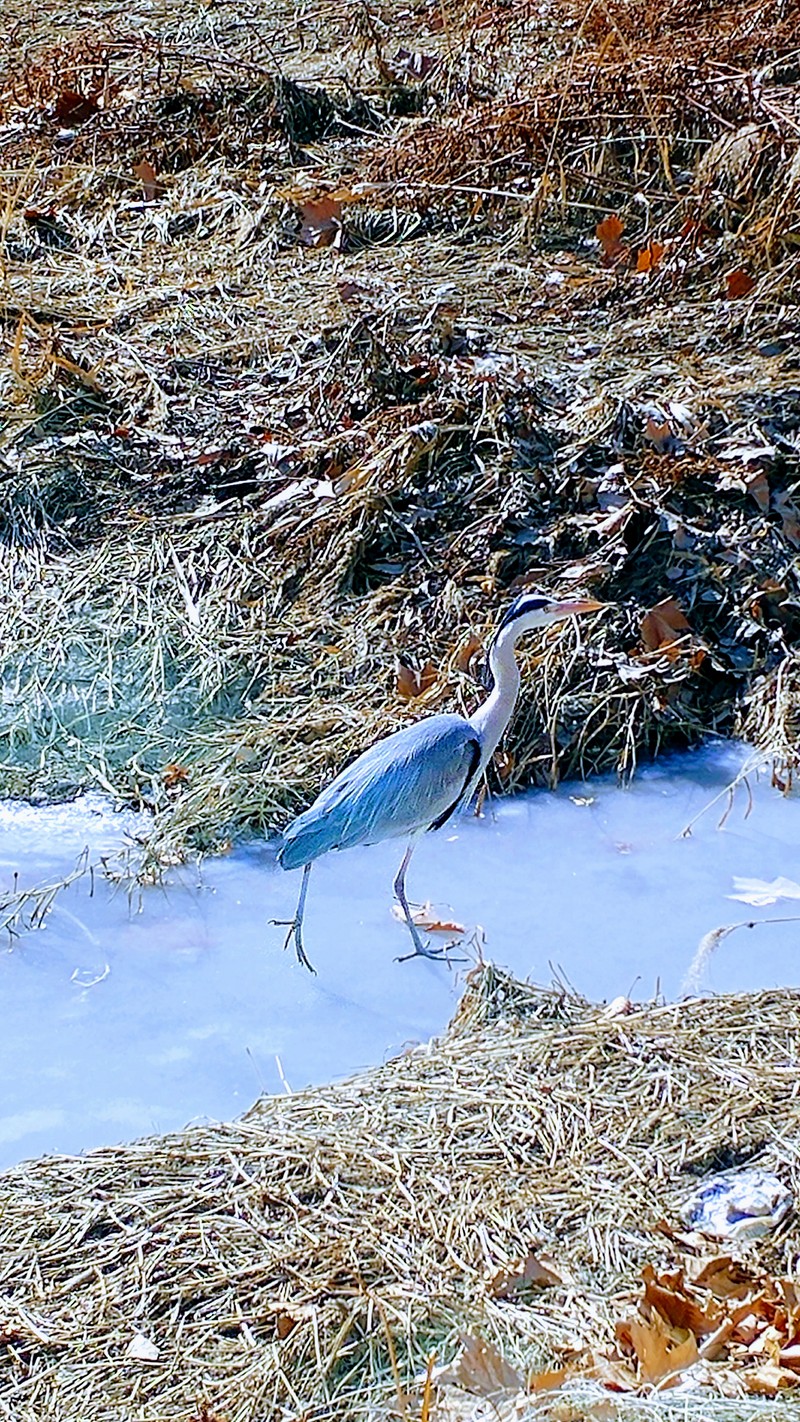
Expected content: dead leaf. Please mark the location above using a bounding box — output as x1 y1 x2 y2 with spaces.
584 1351 638 1391
726 268 755 299
454 633 482 674
393 48 438 79
55 88 99 125
636 241 665 272
774 491 800 547
640 598 692 654
299 196 343 249
441 1335 522 1397
276 1313 297 1340
743 1361 799 1394
489 1251 564 1298
125 1332 160 1362
596 213 626 263
494 750 515 783
644 415 675 454
642 1264 722 1336
746 470 771 511
133 159 164 201
396 660 438 700
392 901 464 934
162 763 190 788
528 1366 570 1391
625 1312 699 1385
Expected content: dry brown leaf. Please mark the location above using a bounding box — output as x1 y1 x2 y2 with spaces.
276 1313 297 1340
642 1264 722 1336
584 1351 638 1392
596 213 626 263
454 633 482 674
442 1334 522 1397
743 1361 799 1394
162 763 190 787
494 749 515 783
726 268 755 299
419 659 438 694
636 241 665 272
690 1262 761 1302
774 491 800 547
640 598 692 653
746 470 771 512
55 88 99 125
626 1312 699 1385
392 901 464 934
528 1366 570 1391
644 415 675 454
133 159 164 201
396 664 421 700
299 196 343 249
490 1251 564 1298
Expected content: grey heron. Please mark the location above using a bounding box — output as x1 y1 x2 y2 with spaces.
276 591 604 970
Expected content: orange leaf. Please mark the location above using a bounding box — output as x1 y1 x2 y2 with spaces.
133 159 164 201
642 1265 721 1336
644 415 674 454
529 1366 570 1392
454 633 482 674
276 1313 297 1339
626 1313 699 1385
640 598 691 653
162 762 189 787
299 196 343 249
396 665 420 700
596 213 626 263
726 268 755 299
636 241 665 272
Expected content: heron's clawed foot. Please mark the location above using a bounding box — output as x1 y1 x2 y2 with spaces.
395 937 467 966
269 916 317 975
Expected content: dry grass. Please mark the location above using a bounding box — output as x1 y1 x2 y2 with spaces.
0 0 798 863
1 965 800 1419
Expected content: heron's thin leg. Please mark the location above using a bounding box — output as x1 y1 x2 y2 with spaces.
270 863 316 974
392 841 447 963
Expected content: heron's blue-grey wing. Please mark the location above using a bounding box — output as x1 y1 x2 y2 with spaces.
279 714 480 870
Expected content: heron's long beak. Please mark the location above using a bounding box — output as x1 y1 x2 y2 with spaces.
551 597 606 617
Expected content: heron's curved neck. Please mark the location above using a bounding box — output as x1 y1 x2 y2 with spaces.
469 624 522 765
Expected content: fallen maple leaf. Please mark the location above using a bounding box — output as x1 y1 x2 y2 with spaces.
636 241 665 272
640 598 692 654
726 268 755 299
489 1251 564 1299
642 1264 722 1336
596 213 626 263
133 159 164 201
396 660 438 700
744 1361 799 1394
624 1312 699 1385
440 1334 522 1397
299 195 343 249
528 1365 570 1391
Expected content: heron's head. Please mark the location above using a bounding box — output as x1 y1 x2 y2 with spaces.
497 590 605 637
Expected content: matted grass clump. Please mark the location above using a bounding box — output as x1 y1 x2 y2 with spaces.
0 966 799 1419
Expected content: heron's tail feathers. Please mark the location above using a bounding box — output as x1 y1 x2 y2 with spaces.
277 810 334 871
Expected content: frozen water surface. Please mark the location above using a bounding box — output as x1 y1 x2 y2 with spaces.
1 742 799 1168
